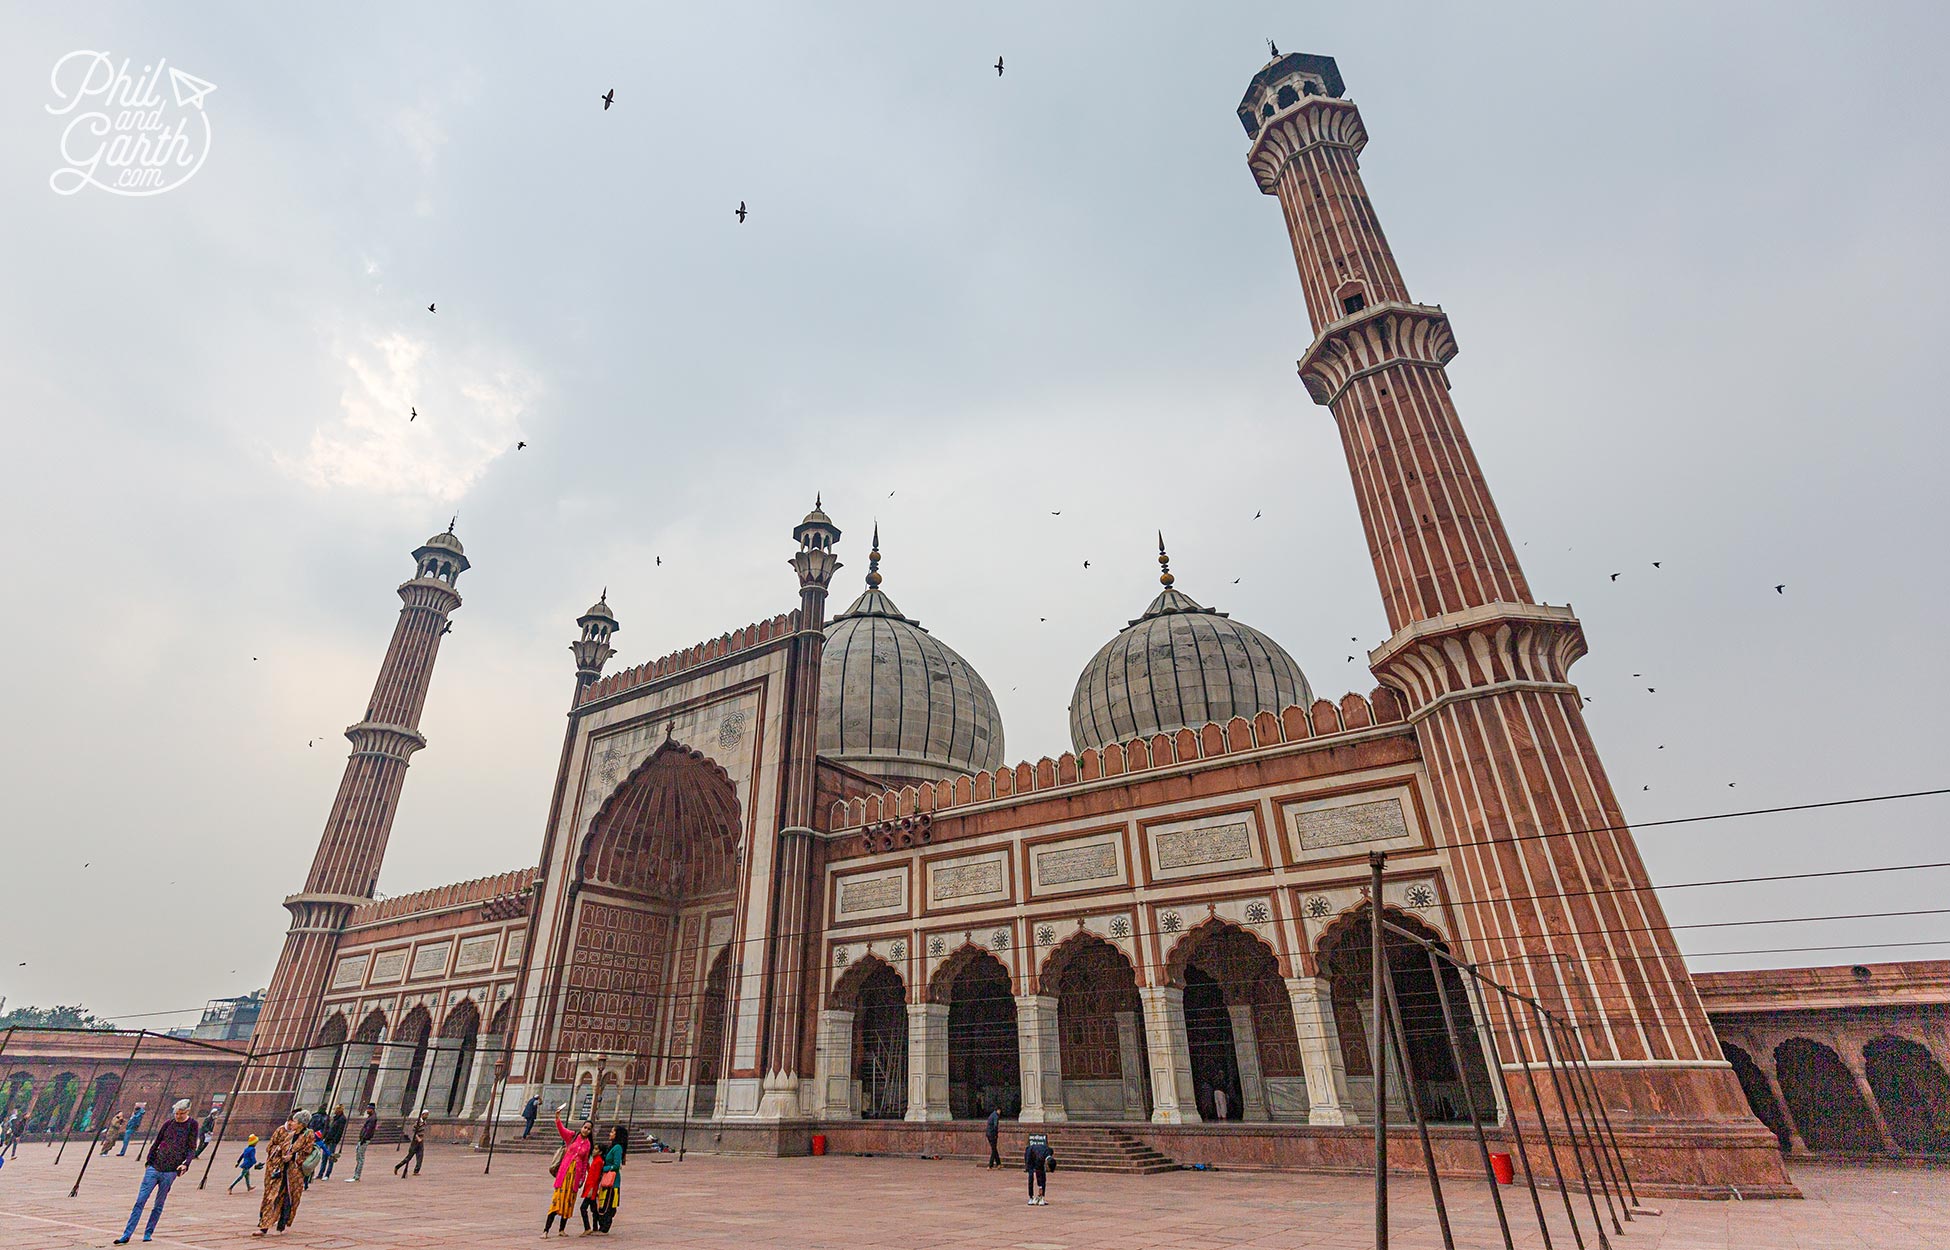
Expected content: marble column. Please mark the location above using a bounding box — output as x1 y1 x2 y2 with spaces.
1115 1011 1148 1120
1227 1004 1270 1121
1138 986 1201 1124
813 1009 858 1118
1016 995 1066 1124
1287 976 1356 1126
905 1003 950 1122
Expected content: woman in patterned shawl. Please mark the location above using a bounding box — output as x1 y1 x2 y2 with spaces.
254 1113 314 1236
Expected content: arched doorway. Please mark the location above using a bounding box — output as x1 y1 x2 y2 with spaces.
1775 1038 1881 1152
563 743 742 1105
833 957 908 1119
33 1072 79 1132
934 947 1018 1120
435 1001 481 1116
341 1010 387 1110
1168 920 1304 1122
299 1013 349 1113
1315 905 1495 1124
390 1006 433 1117
1045 935 1148 1121
76 1073 121 1134
1864 1036 1950 1153
1 1073 33 1121
691 947 730 1117
1722 1042 1793 1151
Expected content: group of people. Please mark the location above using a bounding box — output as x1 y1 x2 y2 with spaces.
985 1109 1058 1206
543 1106 628 1236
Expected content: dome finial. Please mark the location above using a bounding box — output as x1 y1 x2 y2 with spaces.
866 521 882 588
600 586 607 602
1157 530 1175 588
446 514 457 535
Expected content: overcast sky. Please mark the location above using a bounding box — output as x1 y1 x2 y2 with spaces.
3 3 1947 1029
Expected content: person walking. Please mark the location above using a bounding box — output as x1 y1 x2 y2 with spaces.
319 1104 346 1178
393 1115 425 1178
985 1108 1002 1169
117 1103 146 1156
522 1094 541 1138
101 1110 128 1155
200 1108 217 1153
348 1102 376 1182
592 1126 627 1234
542 1108 594 1237
1023 1131 1056 1207
112 1098 199 1245
255 1113 313 1236
229 1136 260 1193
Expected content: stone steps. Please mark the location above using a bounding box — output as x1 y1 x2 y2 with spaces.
1034 1126 1180 1175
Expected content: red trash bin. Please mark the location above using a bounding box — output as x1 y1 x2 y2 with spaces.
1489 1151 1514 1185
811 1134 828 1157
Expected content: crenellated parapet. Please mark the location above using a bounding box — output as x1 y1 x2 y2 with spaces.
1246 96 1367 194
831 689 1409 833
1296 301 1457 407
578 609 802 705
344 866 539 927
1367 602 1588 721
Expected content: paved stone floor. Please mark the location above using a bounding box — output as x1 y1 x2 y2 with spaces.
0 1143 1943 1249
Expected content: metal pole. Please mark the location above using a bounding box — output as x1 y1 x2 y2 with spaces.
53 1060 101 1165
1534 1004 1614 1245
1380 943 1454 1250
1563 1016 1640 1209
676 1044 694 1162
67 1031 146 1197
1466 974 1554 1250
1428 952 1513 1250
1497 991 1584 1249
197 1043 255 1190
1369 851 1388 1250
1548 1016 1628 1227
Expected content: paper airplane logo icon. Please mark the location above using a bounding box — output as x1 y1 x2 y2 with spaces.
168 66 217 110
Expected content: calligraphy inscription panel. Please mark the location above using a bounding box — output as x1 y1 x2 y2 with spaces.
1294 797 1410 853
839 874 903 915
1155 821 1254 870
1035 843 1118 888
930 861 1004 902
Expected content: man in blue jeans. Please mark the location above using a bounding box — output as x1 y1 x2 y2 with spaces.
114 1099 199 1244
116 1103 146 1155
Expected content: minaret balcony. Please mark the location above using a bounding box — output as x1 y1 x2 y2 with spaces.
1246 95 1368 193
1367 602 1589 720
1296 300 1458 407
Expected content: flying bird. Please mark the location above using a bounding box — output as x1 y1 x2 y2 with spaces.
995 56 1004 77
410 406 417 421
656 556 661 566
441 622 453 636
601 88 615 110
1254 510 1262 520
1646 687 1656 693
1232 578 1240 584
1050 510 1061 515
735 201 747 223
1609 573 1620 581
1082 560 1090 569
1774 584 1785 594
1652 562 1662 568
888 490 896 498
427 303 436 313
1346 656 1355 663
1039 617 1047 622
517 440 527 450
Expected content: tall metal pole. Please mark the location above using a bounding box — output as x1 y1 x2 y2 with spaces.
1563 1016 1640 1208
68 1031 145 1198
1428 952 1512 1250
1368 851 1388 1250
197 1045 256 1190
1548 1015 1628 1227
1496 992 1584 1250
1534 1004 1614 1247
482 1060 506 1175
1380 944 1453 1250
1465 974 1554 1250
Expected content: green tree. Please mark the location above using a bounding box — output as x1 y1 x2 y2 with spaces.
0 1004 112 1030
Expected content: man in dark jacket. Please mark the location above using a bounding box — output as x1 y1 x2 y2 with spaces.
113 1099 199 1244
349 1103 377 1182
1023 1132 1055 1206
521 1094 541 1138
985 1108 1001 1168
319 1104 347 1178
308 1106 329 1137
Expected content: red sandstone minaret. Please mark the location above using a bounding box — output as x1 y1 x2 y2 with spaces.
243 524 469 1113
1243 53 1788 1189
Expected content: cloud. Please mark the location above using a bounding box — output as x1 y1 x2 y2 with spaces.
277 328 536 504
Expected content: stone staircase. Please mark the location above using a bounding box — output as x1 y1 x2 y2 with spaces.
1037 1125 1179 1175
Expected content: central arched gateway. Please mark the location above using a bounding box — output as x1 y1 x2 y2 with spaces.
1045 934 1149 1121
933 947 1019 1120
552 742 743 1118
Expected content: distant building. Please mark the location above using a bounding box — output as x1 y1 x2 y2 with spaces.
192 992 263 1042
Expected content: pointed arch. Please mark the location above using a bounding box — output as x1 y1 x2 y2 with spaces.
313 1011 350 1047
831 952 905 1009
1043 932 1149 1120
1775 1037 1881 1152
1722 1041 1793 1151
832 956 908 1119
931 945 1018 1119
578 740 741 901
1864 1035 1950 1153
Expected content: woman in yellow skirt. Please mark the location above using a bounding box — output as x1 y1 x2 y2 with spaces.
543 1107 594 1238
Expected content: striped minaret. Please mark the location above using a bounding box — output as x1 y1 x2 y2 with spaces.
241 525 469 1116
1244 54 1789 1190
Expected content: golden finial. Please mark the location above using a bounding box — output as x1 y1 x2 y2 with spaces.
866 521 883 588
1157 531 1175 588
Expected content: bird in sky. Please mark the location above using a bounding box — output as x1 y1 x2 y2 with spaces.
1039 617 1047 622
1609 573 1620 581
1050 510 1061 516
601 88 615 110
427 303 436 313
252 656 258 662
1646 687 1656 693
1346 656 1356 663
888 490 896 498
308 739 315 748
1728 782 1737 788
410 406 417 421
656 556 661 566
1658 745 1665 749
1775 584 1786 594
995 56 1004 76
736 201 747 223
1082 560 1090 569
1652 561 1662 568
517 440 527 450
441 622 453 636
1232 578 1240 584
1254 510 1262 520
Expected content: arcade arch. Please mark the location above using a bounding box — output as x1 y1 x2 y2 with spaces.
1044 934 1149 1121
931 946 1018 1120
1774 1037 1881 1153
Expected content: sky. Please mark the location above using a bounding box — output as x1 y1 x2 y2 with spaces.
2 3 1947 1030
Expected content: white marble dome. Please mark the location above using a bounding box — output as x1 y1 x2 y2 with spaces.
819 535 1004 784
1070 550 1312 754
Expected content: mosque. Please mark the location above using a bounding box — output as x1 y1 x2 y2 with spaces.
232 51 1824 1196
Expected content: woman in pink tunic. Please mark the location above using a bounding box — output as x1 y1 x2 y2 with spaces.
542 1109 594 1237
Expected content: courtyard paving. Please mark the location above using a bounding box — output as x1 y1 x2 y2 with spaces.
0 1141 1942 1249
